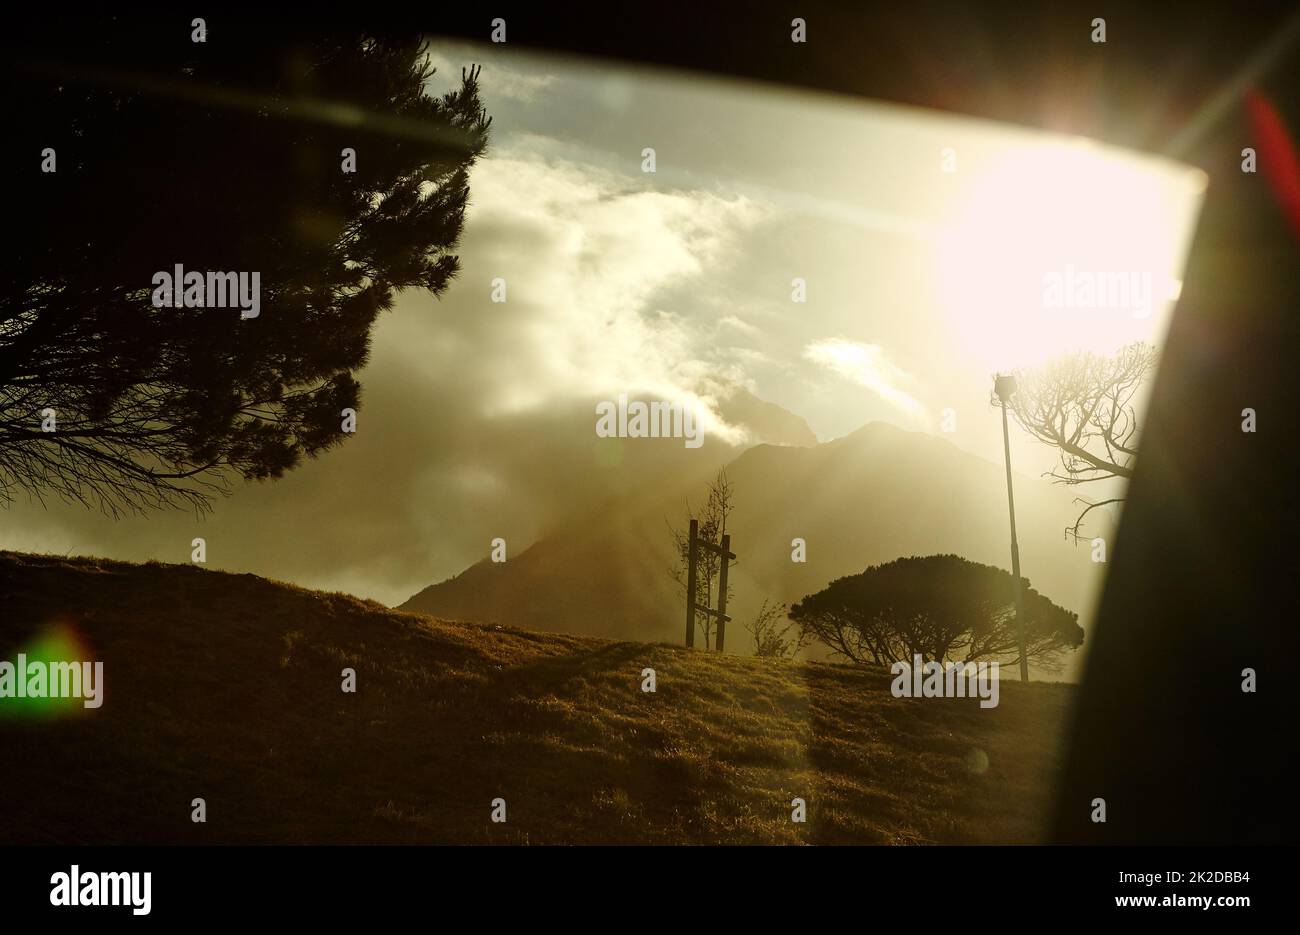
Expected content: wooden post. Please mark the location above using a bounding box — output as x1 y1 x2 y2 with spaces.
715 533 731 653
999 398 1029 683
684 518 698 648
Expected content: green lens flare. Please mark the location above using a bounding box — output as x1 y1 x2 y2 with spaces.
0 624 95 719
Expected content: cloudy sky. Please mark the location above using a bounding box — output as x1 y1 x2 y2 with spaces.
0 40 1205 605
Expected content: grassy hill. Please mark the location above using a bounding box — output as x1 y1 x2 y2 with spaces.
0 551 1074 844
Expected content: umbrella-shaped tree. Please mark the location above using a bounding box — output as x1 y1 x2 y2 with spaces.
789 554 1083 670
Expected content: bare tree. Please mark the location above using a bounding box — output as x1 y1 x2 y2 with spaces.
668 470 736 649
746 598 808 659
1002 341 1157 540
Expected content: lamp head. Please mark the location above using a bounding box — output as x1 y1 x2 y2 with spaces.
993 373 1017 403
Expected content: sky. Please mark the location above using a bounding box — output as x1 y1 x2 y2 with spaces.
0 40 1206 606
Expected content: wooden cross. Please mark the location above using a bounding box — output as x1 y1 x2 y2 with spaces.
684 517 736 651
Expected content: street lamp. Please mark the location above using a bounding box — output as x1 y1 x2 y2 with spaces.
994 374 1029 683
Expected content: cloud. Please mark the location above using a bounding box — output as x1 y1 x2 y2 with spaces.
803 338 927 420
718 314 759 336
418 155 766 429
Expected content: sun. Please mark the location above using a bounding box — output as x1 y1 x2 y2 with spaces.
935 136 1207 373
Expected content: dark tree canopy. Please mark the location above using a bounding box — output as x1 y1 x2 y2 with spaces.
1 21 490 514
789 554 1083 669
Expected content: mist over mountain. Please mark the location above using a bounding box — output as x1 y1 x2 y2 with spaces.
401 420 1107 680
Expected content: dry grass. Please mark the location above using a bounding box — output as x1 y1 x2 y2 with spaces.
0 551 1073 844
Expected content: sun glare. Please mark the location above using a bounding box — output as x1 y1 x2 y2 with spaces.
936 138 1207 373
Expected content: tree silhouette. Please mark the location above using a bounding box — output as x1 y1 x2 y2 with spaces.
789 554 1083 669
1 23 490 514
1001 342 1157 540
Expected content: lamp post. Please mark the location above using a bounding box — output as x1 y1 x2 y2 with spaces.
994 374 1029 683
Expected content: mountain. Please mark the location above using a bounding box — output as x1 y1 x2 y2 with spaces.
715 386 819 448
0 551 1071 843
401 422 1108 679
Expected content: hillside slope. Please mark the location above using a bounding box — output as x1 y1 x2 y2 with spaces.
1 551 1073 844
